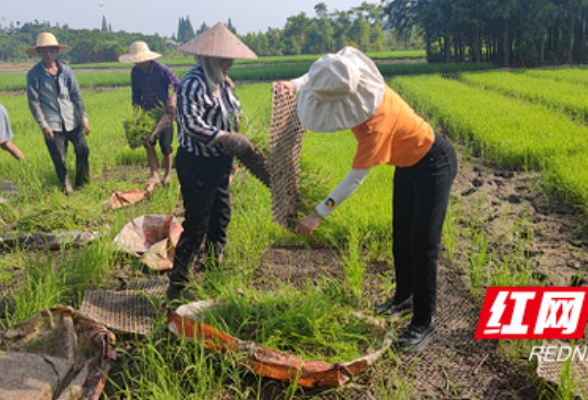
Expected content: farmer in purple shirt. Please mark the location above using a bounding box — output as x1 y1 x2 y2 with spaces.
119 41 180 185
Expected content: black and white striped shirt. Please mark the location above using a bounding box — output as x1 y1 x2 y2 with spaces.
176 65 242 157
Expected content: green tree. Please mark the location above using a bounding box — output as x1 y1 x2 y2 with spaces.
196 21 208 35
265 28 284 56
314 2 328 18
304 19 335 53
348 15 371 51
226 18 237 34
283 13 310 54
177 17 195 43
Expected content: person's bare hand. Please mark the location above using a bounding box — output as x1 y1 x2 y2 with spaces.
82 122 91 135
42 126 54 141
272 81 295 96
294 211 323 236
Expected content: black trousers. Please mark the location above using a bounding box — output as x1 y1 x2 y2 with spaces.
392 132 457 326
44 125 90 188
169 147 233 286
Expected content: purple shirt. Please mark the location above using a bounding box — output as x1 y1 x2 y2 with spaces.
131 61 180 111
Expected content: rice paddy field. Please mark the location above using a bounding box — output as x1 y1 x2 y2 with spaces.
1 59 588 399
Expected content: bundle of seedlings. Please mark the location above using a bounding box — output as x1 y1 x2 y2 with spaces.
122 107 173 150
197 285 387 363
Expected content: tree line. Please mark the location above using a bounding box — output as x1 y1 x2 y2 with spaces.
0 20 173 64
1 0 586 66
386 0 588 66
0 2 402 64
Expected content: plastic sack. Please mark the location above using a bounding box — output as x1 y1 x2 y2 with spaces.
113 214 183 271
0 306 116 400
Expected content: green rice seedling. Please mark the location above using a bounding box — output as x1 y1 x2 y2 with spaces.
0 250 24 285
458 70 588 123
490 255 534 289
377 62 495 77
339 226 367 304
67 51 426 71
467 230 492 302
442 195 461 261
543 152 588 209
198 283 385 364
391 73 588 215
5 250 63 325
391 74 588 170
371 354 418 399
553 354 582 400
524 66 588 88
122 107 165 150
61 238 120 305
108 318 243 399
0 61 492 92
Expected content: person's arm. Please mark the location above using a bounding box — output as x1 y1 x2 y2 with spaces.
1 140 25 161
163 66 180 112
294 168 370 235
291 74 309 92
65 68 90 134
26 69 49 132
166 91 177 112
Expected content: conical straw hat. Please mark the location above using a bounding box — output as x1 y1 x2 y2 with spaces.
26 32 71 56
179 22 257 60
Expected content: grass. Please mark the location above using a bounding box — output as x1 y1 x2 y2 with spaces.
196 282 386 364
0 81 400 397
0 61 496 92
69 50 427 69
2 66 585 398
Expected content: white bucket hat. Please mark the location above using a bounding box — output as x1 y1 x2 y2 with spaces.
26 32 71 56
118 41 162 63
179 22 257 60
297 47 385 132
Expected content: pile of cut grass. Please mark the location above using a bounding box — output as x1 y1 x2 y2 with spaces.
198 284 386 364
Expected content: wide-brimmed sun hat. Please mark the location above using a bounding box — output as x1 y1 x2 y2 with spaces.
25 32 71 56
118 41 162 63
297 47 385 132
178 22 257 60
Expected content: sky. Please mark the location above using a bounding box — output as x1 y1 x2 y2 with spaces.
0 0 366 38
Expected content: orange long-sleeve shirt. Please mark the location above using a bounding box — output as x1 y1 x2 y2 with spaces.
351 85 434 169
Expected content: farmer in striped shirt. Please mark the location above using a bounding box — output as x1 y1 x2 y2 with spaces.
167 23 258 302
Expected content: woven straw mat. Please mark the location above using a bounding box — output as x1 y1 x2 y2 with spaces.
269 90 306 230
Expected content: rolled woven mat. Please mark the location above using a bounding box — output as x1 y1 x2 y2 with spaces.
268 90 307 230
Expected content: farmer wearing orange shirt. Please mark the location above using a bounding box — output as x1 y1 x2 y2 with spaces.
273 47 457 352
